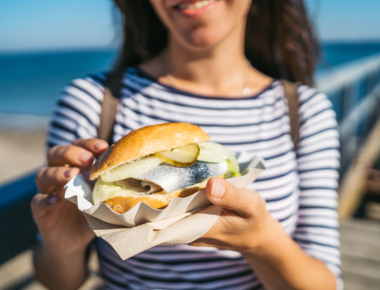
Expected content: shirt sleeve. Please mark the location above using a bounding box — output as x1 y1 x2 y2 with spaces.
46 73 106 148
293 84 342 289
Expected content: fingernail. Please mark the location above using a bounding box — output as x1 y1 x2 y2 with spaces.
94 141 107 151
211 180 225 199
64 168 78 178
78 151 92 164
49 196 58 205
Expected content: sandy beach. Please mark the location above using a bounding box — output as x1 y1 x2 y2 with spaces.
0 114 49 186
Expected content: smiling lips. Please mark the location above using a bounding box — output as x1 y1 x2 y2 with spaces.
175 0 219 16
178 0 218 10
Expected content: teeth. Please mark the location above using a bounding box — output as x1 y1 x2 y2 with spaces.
179 0 216 10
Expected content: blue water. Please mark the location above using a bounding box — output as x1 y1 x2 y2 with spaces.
318 42 380 70
0 50 116 116
0 42 380 116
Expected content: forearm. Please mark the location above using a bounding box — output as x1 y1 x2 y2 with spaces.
242 219 336 290
33 243 89 290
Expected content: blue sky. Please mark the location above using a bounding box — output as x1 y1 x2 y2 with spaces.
306 0 380 41
0 0 380 53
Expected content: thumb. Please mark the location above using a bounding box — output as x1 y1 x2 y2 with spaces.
206 177 258 217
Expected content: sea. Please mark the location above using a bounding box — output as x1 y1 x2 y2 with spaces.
1 42 380 116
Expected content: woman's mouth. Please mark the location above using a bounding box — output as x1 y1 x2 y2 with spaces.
178 0 218 10
174 0 220 17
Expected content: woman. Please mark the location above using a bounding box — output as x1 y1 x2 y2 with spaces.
32 0 341 289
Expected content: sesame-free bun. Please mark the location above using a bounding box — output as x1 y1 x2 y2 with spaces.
90 123 209 180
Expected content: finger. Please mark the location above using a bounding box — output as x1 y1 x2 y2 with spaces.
47 145 94 167
205 178 262 217
36 167 80 194
72 138 108 156
72 139 109 172
31 193 63 221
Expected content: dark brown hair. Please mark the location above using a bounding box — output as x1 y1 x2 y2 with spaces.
113 0 319 85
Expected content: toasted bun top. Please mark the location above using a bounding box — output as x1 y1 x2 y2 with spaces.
89 123 209 180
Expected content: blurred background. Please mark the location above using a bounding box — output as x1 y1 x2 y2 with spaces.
0 0 379 289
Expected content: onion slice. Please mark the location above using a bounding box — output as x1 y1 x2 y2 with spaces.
197 142 240 177
197 142 226 163
100 156 163 183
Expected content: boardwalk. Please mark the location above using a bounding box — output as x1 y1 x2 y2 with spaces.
0 250 103 290
340 219 380 290
0 218 379 289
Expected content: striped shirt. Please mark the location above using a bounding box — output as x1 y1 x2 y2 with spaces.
48 68 342 290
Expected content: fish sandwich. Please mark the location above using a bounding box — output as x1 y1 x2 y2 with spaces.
90 123 240 214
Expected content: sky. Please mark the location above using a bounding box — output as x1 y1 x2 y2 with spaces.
306 0 380 41
0 0 380 53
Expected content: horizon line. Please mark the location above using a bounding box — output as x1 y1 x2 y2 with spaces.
1 39 380 55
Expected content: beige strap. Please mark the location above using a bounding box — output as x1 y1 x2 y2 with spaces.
282 80 300 150
97 87 120 142
97 70 124 143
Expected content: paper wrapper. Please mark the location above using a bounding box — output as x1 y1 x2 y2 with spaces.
64 154 265 260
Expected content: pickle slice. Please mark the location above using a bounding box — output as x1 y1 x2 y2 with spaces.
154 143 200 167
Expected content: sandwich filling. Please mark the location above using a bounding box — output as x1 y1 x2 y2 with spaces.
92 142 240 205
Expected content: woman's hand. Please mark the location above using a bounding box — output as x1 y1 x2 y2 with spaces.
190 177 280 254
31 138 109 257
191 178 337 290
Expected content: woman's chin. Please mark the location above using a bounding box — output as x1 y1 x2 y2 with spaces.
184 40 218 51
179 30 225 51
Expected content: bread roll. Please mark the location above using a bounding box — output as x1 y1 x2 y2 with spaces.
90 123 217 213
90 122 209 180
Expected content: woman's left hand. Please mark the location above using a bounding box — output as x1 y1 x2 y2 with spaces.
191 178 337 290
190 177 279 254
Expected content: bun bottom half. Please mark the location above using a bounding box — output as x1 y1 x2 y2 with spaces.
104 180 209 214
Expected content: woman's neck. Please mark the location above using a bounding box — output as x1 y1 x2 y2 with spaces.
163 21 247 86
140 21 272 97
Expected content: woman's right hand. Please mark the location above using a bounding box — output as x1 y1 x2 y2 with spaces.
31 138 109 257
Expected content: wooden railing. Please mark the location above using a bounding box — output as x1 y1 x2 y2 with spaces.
316 52 380 173
315 53 380 218
0 172 38 265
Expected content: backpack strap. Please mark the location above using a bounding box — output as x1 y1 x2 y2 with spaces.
97 70 124 144
281 80 300 150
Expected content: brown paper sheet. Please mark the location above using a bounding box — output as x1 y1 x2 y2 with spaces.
84 205 221 260
64 155 265 259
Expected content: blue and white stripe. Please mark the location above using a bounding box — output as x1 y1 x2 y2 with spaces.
47 67 341 290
